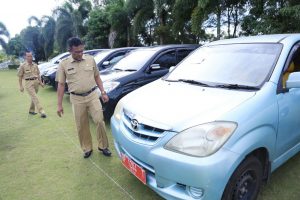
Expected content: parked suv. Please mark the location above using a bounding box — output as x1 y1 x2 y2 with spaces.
111 34 300 200
99 44 199 119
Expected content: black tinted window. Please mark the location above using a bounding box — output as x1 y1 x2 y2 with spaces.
177 49 192 62
153 51 176 69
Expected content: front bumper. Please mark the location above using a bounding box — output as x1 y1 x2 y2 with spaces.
111 116 241 200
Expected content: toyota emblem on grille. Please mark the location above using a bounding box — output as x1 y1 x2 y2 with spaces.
131 119 139 130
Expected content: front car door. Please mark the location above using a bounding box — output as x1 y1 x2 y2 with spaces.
276 42 300 158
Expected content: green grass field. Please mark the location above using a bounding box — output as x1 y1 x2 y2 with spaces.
0 69 300 200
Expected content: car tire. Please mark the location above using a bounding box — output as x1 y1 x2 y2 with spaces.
222 156 263 200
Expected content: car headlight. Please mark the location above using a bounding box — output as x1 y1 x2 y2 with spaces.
165 121 237 157
103 81 120 93
113 101 124 121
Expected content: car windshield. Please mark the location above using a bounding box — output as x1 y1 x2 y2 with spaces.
94 50 113 63
112 49 156 71
166 43 282 88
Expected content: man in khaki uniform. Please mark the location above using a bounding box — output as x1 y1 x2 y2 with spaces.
56 37 111 158
18 52 47 118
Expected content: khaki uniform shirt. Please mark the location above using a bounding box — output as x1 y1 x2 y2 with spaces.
17 62 40 79
56 54 99 93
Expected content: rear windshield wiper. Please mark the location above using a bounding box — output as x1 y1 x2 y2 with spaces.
214 84 259 90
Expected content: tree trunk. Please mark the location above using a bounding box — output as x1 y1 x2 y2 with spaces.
217 8 221 40
127 27 130 46
159 16 164 45
233 8 238 37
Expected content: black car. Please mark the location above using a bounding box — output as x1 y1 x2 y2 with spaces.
99 44 199 119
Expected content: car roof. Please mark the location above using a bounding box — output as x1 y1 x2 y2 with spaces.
95 47 139 55
207 34 300 46
83 49 107 56
132 44 200 52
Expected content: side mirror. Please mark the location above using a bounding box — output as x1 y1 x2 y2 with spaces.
150 64 161 70
286 72 300 88
103 61 110 66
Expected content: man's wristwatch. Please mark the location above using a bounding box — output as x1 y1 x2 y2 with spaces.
101 91 106 95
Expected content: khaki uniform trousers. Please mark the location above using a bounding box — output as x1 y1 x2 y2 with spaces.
70 91 109 153
25 79 45 114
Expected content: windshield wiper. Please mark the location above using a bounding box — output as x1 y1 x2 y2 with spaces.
124 69 137 72
178 79 212 87
214 84 259 90
113 68 123 71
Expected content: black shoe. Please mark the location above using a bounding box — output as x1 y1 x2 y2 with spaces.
29 112 37 115
83 150 93 158
98 147 112 157
41 113 47 118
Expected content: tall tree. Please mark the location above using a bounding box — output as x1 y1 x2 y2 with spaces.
54 0 92 51
28 16 56 59
0 22 10 51
20 26 45 63
172 0 200 43
153 0 175 44
126 0 155 45
106 0 132 47
241 0 300 35
41 16 56 59
6 35 26 57
84 8 110 48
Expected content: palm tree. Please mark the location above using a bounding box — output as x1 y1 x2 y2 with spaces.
126 0 155 45
0 22 10 51
41 16 56 59
25 16 56 60
106 0 131 47
53 0 92 51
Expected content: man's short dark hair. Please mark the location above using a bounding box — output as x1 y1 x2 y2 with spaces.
67 37 84 49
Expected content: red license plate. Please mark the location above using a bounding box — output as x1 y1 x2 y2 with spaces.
121 153 146 184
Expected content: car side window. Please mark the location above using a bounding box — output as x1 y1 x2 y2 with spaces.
153 50 176 69
281 45 300 89
109 52 127 65
177 49 192 63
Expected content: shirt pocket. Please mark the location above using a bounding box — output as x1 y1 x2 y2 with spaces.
24 67 31 74
66 67 77 82
84 65 93 71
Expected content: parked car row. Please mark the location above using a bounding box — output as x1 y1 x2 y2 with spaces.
111 34 300 200
41 45 199 119
40 49 105 89
98 44 199 119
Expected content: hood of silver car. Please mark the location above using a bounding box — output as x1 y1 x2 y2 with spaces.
120 79 256 132
101 70 134 82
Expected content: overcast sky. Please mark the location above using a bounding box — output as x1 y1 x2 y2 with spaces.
0 0 63 38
